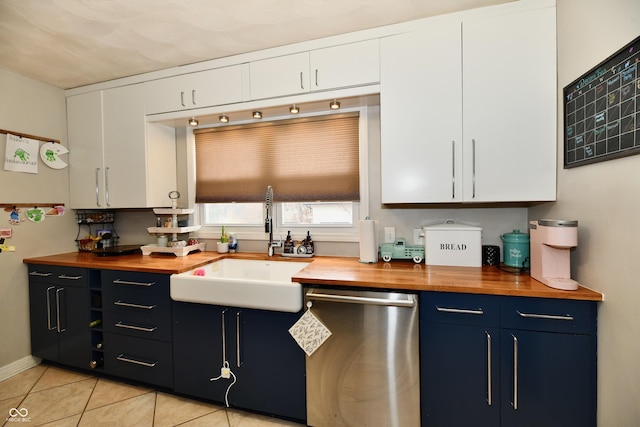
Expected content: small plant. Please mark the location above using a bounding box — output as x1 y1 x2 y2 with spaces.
220 226 230 243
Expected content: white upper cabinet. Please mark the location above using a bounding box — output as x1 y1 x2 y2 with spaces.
380 4 557 204
462 6 557 202
144 65 244 115
380 20 463 203
249 39 380 100
68 85 176 209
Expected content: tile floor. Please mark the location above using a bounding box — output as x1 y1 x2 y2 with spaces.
0 363 306 426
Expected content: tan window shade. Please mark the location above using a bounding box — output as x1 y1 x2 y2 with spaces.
194 113 360 203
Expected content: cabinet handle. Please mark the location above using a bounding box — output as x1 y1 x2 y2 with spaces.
105 166 111 207
95 168 101 207
58 274 82 280
180 91 185 107
221 309 228 364
46 286 56 331
512 334 518 410
486 331 492 406
115 321 157 332
192 89 196 105
236 311 242 368
472 138 477 199
452 140 456 199
30 271 53 277
300 71 304 90
516 310 574 321
56 288 65 332
435 306 484 315
315 69 319 87
112 279 156 287
117 354 157 368
114 300 156 310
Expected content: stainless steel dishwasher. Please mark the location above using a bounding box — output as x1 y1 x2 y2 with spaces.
305 288 420 427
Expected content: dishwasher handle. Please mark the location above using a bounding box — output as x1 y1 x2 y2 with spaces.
306 290 416 308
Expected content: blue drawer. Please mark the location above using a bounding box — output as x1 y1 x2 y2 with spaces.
421 292 500 327
501 296 596 335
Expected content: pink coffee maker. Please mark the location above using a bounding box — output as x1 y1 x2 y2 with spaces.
529 219 579 290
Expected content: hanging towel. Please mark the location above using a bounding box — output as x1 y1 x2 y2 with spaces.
289 303 332 356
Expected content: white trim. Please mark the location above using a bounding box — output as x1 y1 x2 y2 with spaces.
0 356 41 382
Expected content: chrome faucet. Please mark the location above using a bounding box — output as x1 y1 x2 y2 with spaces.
265 185 282 256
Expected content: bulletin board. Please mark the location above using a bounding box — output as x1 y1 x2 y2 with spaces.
563 34 640 168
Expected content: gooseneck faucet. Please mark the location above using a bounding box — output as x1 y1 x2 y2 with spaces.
265 185 282 256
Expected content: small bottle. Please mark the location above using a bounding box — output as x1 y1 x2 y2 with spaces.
89 319 102 328
284 231 293 254
156 217 162 227
89 358 104 369
305 231 314 254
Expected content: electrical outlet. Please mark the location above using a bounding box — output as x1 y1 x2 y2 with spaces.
413 228 424 246
384 227 396 243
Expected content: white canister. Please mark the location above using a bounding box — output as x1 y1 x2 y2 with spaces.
157 235 168 247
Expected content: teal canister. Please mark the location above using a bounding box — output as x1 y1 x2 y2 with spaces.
500 229 530 268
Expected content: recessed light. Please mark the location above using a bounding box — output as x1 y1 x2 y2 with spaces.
289 105 300 114
252 111 263 119
329 100 341 110
219 115 229 123
188 117 199 126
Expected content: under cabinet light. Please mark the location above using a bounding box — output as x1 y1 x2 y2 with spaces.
219 115 229 123
329 100 341 110
252 111 263 119
188 117 199 126
289 105 300 114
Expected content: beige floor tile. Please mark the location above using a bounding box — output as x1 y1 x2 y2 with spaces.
85 377 151 411
1 395 27 424
178 409 231 427
78 391 156 427
31 366 91 393
227 409 305 427
0 364 47 401
19 377 96 426
38 413 83 426
153 392 225 427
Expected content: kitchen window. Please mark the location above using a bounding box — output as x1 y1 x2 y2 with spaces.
194 110 367 240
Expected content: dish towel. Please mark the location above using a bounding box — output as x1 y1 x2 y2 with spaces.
289 302 332 356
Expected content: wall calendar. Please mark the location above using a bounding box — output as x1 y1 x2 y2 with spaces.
564 34 640 168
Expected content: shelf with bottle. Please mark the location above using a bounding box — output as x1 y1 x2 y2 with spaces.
75 210 119 252
281 230 315 257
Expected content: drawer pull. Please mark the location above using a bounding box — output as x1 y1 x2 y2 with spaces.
115 321 157 332
114 300 156 310
116 354 157 368
58 274 83 280
436 306 484 315
112 279 155 287
30 271 53 277
516 311 574 321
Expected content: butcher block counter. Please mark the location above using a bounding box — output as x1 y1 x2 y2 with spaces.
23 251 602 301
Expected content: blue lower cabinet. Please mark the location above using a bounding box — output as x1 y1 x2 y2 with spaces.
420 292 597 427
173 302 306 422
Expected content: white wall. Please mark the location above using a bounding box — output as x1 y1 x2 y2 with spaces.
0 69 76 375
530 0 640 424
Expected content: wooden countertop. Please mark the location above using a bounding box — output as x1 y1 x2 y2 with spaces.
23 251 603 301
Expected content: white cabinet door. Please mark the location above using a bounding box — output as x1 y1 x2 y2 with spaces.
68 85 176 209
250 40 380 100
462 7 557 202
249 52 310 100
310 39 380 91
68 91 105 209
145 65 244 114
380 21 463 203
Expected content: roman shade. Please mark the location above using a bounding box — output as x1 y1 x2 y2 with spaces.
194 112 360 203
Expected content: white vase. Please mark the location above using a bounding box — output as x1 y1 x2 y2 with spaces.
217 242 229 253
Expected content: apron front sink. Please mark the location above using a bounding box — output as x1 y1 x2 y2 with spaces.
170 258 310 312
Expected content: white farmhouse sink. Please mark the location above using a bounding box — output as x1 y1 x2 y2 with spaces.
170 258 310 312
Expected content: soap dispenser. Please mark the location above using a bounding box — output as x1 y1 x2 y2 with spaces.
284 231 293 254
305 231 314 254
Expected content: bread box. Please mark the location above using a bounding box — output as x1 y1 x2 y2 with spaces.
423 222 482 267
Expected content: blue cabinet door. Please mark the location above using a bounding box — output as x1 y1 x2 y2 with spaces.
173 302 229 401
172 302 306 421
422 323 500 426
500 329 596 427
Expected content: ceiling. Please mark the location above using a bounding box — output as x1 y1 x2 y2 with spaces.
0 0 512 90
